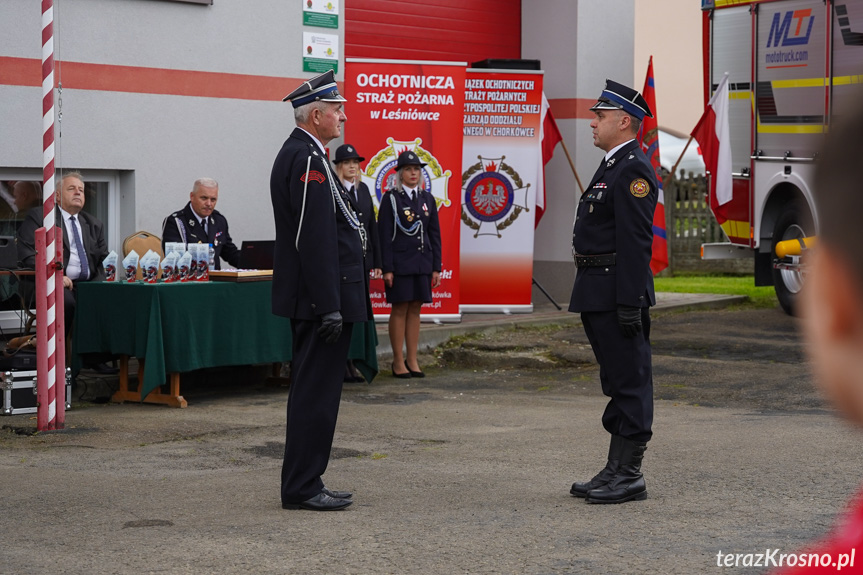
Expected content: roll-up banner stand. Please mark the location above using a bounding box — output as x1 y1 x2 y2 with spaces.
345 59 466 323
460 69 544 313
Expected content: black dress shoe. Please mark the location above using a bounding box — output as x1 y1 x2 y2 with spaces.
282 492 352 511
322 486 353 499
392 362 411 379
405 361 425 378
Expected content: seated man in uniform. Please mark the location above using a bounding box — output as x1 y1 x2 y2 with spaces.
161 178 240 269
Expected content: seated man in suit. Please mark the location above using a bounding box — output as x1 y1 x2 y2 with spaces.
16 171 113 372
161 178 240 269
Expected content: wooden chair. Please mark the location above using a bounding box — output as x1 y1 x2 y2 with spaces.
122 231 163 280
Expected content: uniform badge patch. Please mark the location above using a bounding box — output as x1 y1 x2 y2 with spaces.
301 170 326 184
630 178 650 198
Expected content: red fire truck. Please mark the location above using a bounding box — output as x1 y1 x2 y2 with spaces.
700 0 863 314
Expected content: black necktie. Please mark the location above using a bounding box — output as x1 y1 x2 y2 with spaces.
411 190 417 204
201 217 207 236
69 216 90 281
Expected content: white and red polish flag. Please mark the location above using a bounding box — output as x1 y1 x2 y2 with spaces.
691 72 732 222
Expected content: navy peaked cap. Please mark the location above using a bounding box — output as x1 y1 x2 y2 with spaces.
396 151 427 170
590 79 653 120
282 70 347 108
334 144 365 164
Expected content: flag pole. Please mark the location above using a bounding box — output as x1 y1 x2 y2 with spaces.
662 136 693 188
663 135 695 188
558 138 585 195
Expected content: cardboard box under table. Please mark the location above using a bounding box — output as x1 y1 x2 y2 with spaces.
74 281 378 407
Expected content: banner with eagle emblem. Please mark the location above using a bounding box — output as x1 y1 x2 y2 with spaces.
460 69 544 312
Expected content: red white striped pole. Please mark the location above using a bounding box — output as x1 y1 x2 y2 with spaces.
55 235 65 425
35 229 51 430
38 0 61 431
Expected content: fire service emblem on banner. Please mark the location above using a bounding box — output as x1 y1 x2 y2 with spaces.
361 138 452 213
461 156 530 238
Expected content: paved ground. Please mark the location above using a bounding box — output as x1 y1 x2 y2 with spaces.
1 294 860 575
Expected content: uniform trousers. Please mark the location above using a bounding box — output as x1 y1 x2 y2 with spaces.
581 308 653 443
280 319 354 504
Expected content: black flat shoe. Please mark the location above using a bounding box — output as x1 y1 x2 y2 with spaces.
392 362 411 379
405 361 425 378
282 492 352 511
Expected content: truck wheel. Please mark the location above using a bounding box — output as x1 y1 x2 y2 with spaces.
771 200 813 316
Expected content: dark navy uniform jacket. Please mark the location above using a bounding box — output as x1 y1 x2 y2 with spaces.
161 202 240 270
569 140 658 312
345 180 382 274
377 187 441 276
270 128 371 323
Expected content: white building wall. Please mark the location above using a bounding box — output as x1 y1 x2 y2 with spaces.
523 0 635 303
634 0 704 135
1 0 329 254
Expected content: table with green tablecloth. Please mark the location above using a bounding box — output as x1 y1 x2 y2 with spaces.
74 281 378 407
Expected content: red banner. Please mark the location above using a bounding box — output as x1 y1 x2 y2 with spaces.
638 56 669 275
345 59 465 321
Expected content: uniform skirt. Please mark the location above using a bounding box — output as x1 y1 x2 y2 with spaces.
385 273 433 304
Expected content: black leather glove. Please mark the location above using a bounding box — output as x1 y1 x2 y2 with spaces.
617 305 642 338
318 311 343 344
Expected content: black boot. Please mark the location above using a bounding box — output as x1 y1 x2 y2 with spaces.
585 438 647 504
570 435 624 498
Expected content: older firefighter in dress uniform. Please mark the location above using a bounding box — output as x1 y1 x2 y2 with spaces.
377 151 442 379
270 70 371 512
161 178 240 270
568 79 658 504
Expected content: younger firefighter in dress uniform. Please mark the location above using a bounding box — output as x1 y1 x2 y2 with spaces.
377 151 442 378
568 79 658 504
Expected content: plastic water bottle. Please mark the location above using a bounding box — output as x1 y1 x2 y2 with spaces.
208 244 215 270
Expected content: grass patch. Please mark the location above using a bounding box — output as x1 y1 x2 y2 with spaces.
654 275 778 309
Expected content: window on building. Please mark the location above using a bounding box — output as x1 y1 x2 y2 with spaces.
0 169 121 328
